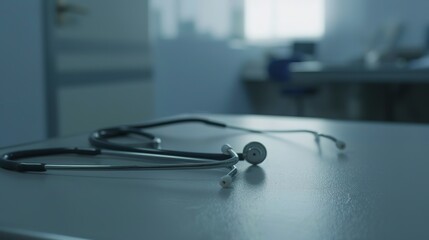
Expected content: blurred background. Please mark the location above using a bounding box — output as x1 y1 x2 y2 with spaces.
2 0 429 147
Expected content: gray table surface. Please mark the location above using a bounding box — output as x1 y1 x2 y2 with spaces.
1 114 428 240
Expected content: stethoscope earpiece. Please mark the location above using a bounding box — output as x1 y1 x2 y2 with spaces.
242 142 267 165
336 141 346 150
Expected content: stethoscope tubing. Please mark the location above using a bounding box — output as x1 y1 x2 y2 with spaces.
0 117 346 188
0 147 239 172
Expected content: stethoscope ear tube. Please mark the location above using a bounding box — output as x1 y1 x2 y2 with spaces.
4 148 101 160
89 132 245 161
0 146 240 170
88 118 247 161
0 160 46 172
0 148 101 172
0 145 241 188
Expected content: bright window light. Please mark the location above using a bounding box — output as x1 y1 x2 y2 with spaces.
244 0 325 42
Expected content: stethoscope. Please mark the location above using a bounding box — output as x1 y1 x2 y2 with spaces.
0 118 346 188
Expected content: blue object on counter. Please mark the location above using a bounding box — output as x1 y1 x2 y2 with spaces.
267 56 303 81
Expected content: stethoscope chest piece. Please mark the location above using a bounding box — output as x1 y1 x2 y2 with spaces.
242 142 267 165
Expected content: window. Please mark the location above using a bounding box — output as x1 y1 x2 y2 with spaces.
244 0 325 42
151 0 235 40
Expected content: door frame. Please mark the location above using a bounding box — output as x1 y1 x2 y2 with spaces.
43 0 59 137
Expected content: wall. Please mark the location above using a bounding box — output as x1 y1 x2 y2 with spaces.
0 0 47 147
365 0 429 47
151 0 254 117
320 0 429 64
153 31 254 117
